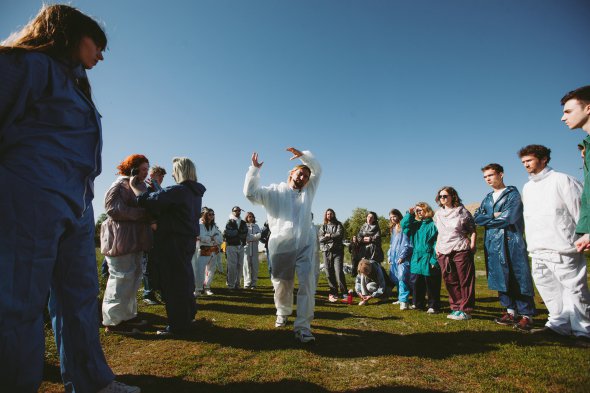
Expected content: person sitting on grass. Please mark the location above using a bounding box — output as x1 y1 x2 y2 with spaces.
355 259 387 305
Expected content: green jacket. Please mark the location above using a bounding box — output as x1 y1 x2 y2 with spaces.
577 135 590 234
400 213 438 276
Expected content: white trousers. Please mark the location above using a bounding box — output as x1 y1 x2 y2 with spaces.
102 251 144 326
226 245 244 289
532 254 590 338
272 254 316 333
194 253 218 291
243 246 260 288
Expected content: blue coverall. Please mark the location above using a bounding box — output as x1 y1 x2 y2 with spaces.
0 51 114 392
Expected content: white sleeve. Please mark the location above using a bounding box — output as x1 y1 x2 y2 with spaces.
243 166 268 206
299 150 322 195
561 175 583 225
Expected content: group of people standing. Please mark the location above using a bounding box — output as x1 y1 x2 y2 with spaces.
1 3 589 393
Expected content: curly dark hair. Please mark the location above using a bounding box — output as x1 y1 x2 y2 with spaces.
517 144 551 163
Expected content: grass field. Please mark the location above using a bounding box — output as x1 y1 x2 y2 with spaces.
40 248 590 393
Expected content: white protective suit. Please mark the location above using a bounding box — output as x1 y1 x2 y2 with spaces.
193 222 223 292
243 223 262 288
522 167 590 338
243 151 321 333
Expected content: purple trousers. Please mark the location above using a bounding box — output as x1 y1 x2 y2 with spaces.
437 249 475 313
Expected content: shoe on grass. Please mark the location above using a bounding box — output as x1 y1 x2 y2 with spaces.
409 304 417 310
426 308 439 314
392 300 400 305
143 298 158 306
205 289 214 296
294 329 315 343
328 294 338 303
98 380 140 393
275 315 288 328
399 302 408 310
454 311 472 320
494 312 516 326
447 310 460 320
514 316 534 332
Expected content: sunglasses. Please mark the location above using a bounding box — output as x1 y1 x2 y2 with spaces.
415 209 424 213
439 195 449 199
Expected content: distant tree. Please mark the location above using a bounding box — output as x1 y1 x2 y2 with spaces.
94 213 107 247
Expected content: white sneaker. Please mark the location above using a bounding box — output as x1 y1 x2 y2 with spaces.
295 330 315 343
205 289 214 296
392 300 400 305
426 308 438 314
98 381 140 393
400 302 408 310
275 315 288 327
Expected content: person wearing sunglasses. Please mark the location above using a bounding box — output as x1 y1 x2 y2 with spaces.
401 203 441 313
433 187 477 321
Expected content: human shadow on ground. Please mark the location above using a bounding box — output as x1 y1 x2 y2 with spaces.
118 375 445 393
131 317 576 359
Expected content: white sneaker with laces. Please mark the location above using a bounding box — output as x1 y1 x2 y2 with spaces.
97 381 140 393
295 329 315 343
275 315 288 327
399 302 408 310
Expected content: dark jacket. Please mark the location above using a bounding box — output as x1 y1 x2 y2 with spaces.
357 223 384 262
318 220 344 253
473 186 534 295
137 180 206 238
224 217 248 246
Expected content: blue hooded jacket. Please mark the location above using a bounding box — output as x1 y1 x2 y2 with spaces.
473 186 534 295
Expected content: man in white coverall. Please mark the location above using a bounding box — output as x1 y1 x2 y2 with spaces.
518 144 590 340
244 147 321 343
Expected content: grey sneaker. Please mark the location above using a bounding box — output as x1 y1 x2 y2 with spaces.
275 315 288 327
97 381 140 393
295 330 315 343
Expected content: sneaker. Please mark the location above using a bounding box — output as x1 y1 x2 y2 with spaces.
447 310 460 320
275 315 288 328
454 311 472 320
294 330 316 343
193 290 203 298
399 302 408 310
392 300 400 305
426 308 439 314
156 329 174 337
143 298 158 306
104 325 141 336
494 312 516 326
342 294 348 300
98 381 141 393
514 316 533 332
205 289 214 296
328 294 338 303
409 304 417 310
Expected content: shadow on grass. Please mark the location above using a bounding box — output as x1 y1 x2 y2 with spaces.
121 375 444 393
131 318 574 360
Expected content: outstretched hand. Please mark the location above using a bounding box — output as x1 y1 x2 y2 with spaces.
251 152 263 168
286 147 303 160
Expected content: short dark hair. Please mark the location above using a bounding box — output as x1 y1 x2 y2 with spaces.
481 163 504 174
561 85 590 106
517 144 551 163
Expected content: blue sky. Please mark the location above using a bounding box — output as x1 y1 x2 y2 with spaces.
2 0 589 225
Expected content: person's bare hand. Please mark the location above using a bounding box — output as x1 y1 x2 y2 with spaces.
574 234 590 252
286 147 303 160
251 152 263 168
493 212 501 218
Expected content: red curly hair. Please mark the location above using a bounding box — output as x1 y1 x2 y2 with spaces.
117 154 149 176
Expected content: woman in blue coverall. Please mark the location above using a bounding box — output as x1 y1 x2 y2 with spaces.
0 5 138 393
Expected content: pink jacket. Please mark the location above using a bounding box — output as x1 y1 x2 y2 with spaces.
100 177 153 256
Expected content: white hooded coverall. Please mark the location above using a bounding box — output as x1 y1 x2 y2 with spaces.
244 151 321 333
522 167 590 338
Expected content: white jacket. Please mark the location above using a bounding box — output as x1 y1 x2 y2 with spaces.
243 151 321 279
522 167 582 260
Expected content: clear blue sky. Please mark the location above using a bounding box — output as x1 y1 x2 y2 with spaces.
2 0 589 225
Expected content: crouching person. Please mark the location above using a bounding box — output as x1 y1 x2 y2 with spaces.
355 259 387 306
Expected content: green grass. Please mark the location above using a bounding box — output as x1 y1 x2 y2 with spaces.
40 247 590 393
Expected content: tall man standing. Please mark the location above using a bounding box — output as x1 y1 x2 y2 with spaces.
223 206 248 290
518 145 590 338
560 86 590 251
244 147 321 343
474 163 536 330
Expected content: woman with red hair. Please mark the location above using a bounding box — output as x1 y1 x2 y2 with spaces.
100 154 153 334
